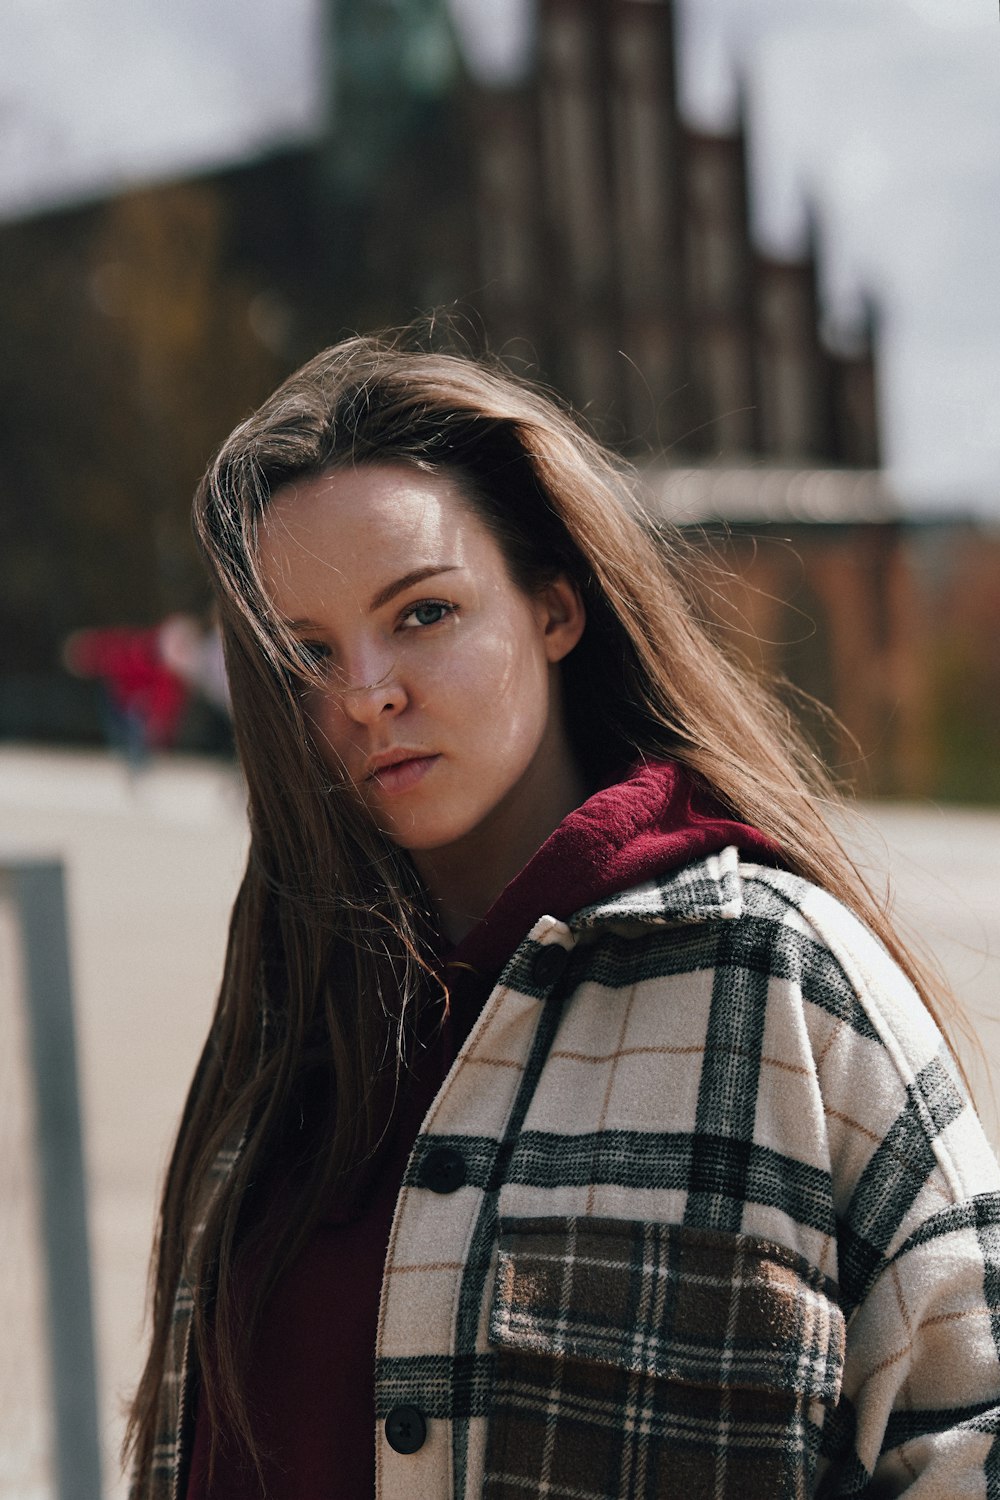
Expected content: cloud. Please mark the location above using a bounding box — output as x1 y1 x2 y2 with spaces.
0 0 322 218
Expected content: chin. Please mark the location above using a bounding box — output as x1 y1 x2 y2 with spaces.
385 825 465 854
380 806 484 855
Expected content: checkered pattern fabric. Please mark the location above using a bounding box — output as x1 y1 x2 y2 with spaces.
483 1217 842 1499
132 849 1000 1499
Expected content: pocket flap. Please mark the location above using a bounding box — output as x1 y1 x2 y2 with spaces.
490 1216 844 1405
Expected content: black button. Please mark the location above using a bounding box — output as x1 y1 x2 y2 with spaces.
385 1403 427 1454
420 1145 467 1194
532 943 569 988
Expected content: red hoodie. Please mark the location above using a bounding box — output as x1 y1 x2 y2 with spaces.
186 760 780 1498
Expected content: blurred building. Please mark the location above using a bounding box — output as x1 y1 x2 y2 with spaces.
0 0 995 797
471 0 879 469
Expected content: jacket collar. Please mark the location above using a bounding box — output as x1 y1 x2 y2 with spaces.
569 845 745 931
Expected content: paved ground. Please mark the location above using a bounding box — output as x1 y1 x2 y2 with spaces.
1 746 998 1497
1 748 248 1499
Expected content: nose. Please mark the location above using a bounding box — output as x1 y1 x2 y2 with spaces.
340 665 407 726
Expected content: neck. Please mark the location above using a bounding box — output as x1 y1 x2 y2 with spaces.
414 757 589 946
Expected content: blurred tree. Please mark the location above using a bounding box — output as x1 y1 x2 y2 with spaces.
0 181 284 694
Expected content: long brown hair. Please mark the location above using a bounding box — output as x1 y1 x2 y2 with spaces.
126 332 958 1485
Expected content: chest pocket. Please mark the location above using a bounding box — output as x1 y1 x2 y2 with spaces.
482 1216 844 1500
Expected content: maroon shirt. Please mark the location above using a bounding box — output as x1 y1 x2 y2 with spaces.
186 760 778 1497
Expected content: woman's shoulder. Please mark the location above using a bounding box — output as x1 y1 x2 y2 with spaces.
562 849 1000 1206
565 849 890 994
566 852 945 1074
569 848 929 1034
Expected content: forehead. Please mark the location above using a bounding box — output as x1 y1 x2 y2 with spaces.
256 462 499 610
265 461 466 539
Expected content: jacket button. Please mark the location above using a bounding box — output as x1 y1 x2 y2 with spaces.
385 1403 427 1454
420 1145 467 1193
532 943 569 988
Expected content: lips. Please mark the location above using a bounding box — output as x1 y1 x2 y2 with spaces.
365 751 440 797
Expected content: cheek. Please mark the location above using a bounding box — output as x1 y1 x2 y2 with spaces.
455 623 551 749
300 684 349 764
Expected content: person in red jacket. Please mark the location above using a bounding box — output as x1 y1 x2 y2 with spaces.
63 621 189 762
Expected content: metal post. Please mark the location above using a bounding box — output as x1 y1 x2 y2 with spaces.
2 860 102 1500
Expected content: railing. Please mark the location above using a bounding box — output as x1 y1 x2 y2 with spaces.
1 858 102 1500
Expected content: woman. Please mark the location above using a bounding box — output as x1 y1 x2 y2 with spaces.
127 336 1000 1499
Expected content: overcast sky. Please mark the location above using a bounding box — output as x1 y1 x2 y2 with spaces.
2 0 997 513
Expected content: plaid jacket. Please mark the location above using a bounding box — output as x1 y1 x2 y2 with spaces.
138 849 1000 1499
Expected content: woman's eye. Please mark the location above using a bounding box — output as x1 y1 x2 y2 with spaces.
297 640 331 666
400 601 454 629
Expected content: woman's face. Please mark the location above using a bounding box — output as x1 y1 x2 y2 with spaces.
257 463 586 873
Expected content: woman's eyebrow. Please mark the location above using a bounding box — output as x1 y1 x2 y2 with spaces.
368 565 459 613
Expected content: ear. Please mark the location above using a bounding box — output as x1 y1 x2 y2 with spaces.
535 574 586 664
